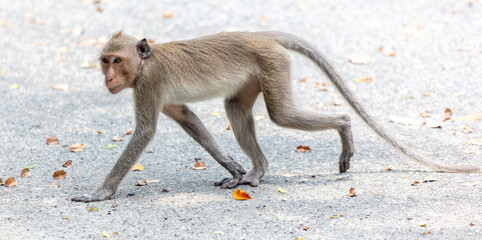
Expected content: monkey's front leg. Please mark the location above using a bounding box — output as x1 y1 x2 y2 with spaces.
71 127 156 202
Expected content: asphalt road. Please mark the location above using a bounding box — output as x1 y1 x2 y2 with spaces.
0 0 481 239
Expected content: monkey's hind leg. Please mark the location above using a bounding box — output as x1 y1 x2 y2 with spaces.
163 105 246 188
222 78 268 187
261 53 354 173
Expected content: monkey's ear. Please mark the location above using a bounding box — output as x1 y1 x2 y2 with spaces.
136 38 151 59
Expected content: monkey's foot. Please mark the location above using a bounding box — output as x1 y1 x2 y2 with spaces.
338 150 353 173
214 177 242 189
71 189 114 203
237 171 261 187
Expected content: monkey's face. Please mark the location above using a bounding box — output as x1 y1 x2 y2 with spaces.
100 51 140 94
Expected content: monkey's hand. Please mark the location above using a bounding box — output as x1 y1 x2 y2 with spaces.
71 188 114 202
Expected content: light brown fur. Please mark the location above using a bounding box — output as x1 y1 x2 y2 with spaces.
72 31 481 202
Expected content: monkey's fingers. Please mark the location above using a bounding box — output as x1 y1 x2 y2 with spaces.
339 152 352 173
214 177 241 189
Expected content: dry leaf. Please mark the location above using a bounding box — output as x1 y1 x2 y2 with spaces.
419 111 431 118
278 186 286 194
423 231 431 234
80 63 97 69
314 82 327 91
347 187 358 197
462 125 473 133
254 116 265 120
390 116 424 126
5 177 17 187
112 136 123 142
63 160 73 168
211 111 221 116
56 46 69 53
0 19 7 26
9 84 21 89
25 12 36 21
226 124 232 130
443 117 453 122
124 129 133 135
191 161 207 170
347 53 371 64
76 38 97 47
52 84 70 90
104 144 117 149
330 214 343 219
53 170 67 180
0 178 3 186
130 163 145 171
459 113 482 121
467 139 482 145
163 10 174 18
411 180 422 186
379 46 397 56
423 92 431 97
419 223 427 227
88 206 99 212
46 137 59 145
296 145 312 152
135 179 147 186
20 169 31 178
233 189 252 200
299 77 308 82
302 225 309 231
70 143 85 152
102 230 110 238
332 100 342 106
444 108 452 116
385 166 395 171
355 77 373 83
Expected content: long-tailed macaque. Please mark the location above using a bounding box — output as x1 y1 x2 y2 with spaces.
72 31 481 202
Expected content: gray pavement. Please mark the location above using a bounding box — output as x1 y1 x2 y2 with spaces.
0 0 481 239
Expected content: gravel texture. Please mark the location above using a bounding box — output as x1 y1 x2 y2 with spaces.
0 0 481 239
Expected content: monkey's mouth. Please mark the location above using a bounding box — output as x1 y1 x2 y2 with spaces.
107 84 122 93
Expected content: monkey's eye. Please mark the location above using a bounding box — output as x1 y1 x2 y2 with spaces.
113 58 122 64
102 58 109 64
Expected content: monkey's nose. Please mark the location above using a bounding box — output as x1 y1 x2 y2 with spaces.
108 78 114 82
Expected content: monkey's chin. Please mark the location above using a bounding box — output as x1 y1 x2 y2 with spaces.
108 85 123 94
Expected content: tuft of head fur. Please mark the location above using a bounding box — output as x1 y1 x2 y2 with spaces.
103 31 139 53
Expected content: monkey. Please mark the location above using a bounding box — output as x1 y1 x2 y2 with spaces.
72 31 481 202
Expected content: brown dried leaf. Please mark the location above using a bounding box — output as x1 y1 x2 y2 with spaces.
112 136 124 142
52 84 70 90
444 108 452 116
135 179 147 186
46 137 59 145
233 189 252 200
226 124 232 130
70 143 85 152
379 46 397 56
347 187 358 197
314 82 327 91
62 160 73 168
385 166 395 171
332 100 342 106
330 214 343 219
411 180 422 186
296 145 312 152
5 177 17 187
347 53 371 64
191 161 207 170
124 129 133 135
423 92 431 97
443 117 453 122
423 231 431 234
130 163 145 171
20 169 31 178
302 225 309 231
0 178 3 186
419 111 431 118
53 170 67 180
163 10 174 18
459 113 482 121
298 77 308 83
355 77 373 83
462 125 473 133
76 38 97 47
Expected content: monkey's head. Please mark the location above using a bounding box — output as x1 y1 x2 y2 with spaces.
100 31 151 94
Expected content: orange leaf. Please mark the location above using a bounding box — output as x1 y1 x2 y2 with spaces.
0 177 2 186
20 168 31 178
379 46 397 57
296 145 311 152
444 108 452 116
5 177 17 187
411 180 422 186
314 82 327 91
332 100 342 106
298 77 308 83
163 10 174 18
62 160 73 168
385 166 395 171
191 161 207 170
226 124 232 130
347 187 358 197
46 137 59 145
355 77 373 83
419 111 431 118
130 163 145 171
53 170 67 180
70 143 85 152
233 189 252 200
124 129 133 135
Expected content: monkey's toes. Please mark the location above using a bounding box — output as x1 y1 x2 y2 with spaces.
214 177 240 188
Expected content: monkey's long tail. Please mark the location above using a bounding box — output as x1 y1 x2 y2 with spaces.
265 31 481 173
